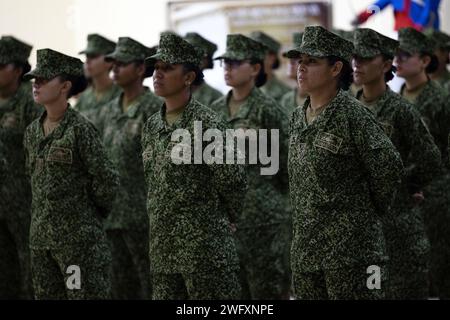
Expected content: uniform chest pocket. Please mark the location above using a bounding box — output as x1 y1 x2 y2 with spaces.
313 131 343 154
47 147 73 164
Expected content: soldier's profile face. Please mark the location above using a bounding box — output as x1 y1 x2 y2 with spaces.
352 55 385 86
84 54 111 78
296 54 333 94
112 60 141 87
222 59 257 87
288 58 300 80
394 51 423 78
31 77 65 105
0 63 20 89
153 60 186 98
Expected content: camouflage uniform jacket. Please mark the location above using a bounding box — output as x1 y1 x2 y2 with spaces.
101 88 162 230
192 81 223 107
24 107 119 249
0 81 42 220
288 89 404 272
74 84 121 133
357 87 441 236
210 87 289 228
260 76 291 102
401 80 450 167
141 98 246 274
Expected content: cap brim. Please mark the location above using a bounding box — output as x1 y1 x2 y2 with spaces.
104 52 136 63
213 52 249 61
285 47 327 59
23 68 47 81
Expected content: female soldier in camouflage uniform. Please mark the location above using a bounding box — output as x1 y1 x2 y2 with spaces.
184 32 223 106
396 27 450 299
250 31 291 102
211 34 290 299
23 49 118 299
280 32 308 117
75 34 121 132
100 37 162 300
287 26 403 299
0 36 41 299
142 33 246 300
352 28 441 299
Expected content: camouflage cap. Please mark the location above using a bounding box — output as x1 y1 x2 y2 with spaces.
146 33 202 66
184 32 218 57
398 27 434 55
250 31 280 53
332 29 354 42
214 34 266 61
0 36 32 64
423 28 450 50
24 48 84 80
105 37 154 63
282 32 303 57
79 33 116 56
286 26 354 64
353 28 399 59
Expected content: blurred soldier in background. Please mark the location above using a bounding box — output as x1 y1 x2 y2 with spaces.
211 34 290 299
250 31 291 102
184 32 223 106
0 36 41 299
280 32 308 116
396 27 450 299
353 28 441 299
424 29 450 91
75 34 121 133
100 37 161 299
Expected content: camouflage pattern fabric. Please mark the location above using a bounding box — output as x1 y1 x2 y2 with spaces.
100 88 161 299
400 81 450 298
210 87 290 299
398 27 435 55
353 28 399 59
289 89 404 299
146 33 202 67
0 81 41 299
214 34 267 62
141 98 245 299
260 76 291 102
79 33 116 56
105 37 155 64
0 36 32 64
24 49 84 80
357 87 441 299
250 31 281 53
184 32 217 57
192 82 223 107
74 84 121 133
24 107 118 299
287 26 354 64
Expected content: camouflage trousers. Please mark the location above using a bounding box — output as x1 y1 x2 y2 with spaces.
235 223 291 300
31 241 111 299
422 172 450 299
152 268 241 300
106 228 151 299
0 217 33 299
293 264 387 300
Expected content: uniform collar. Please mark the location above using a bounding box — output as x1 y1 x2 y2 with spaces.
156 96 197 133
301 89 345 130
38 104 74 142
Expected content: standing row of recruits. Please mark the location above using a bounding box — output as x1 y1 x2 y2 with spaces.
1 24 450 299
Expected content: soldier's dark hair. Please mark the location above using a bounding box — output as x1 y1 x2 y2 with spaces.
12 61 31 83
421 52 439 74
133 60 154 78
249 59 267 87
326 56 353 91
204 56 214 69
182 63 205 86
59 74 88 99
382 55 397 82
